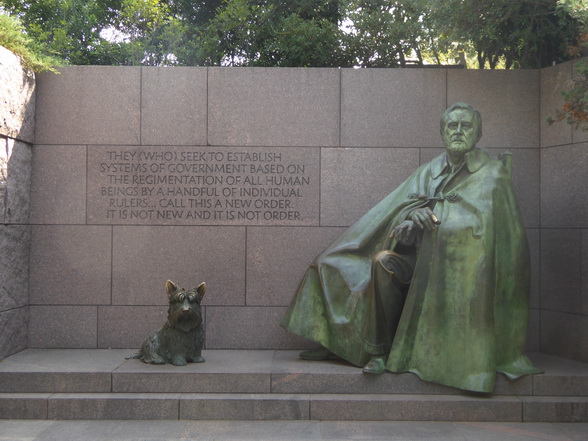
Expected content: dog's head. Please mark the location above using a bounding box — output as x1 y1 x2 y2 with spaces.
165 280 205 331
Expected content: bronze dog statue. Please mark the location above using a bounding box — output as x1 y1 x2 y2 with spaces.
126 280 206 366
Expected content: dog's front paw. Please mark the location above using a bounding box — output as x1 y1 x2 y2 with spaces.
172 356 187 366
191 355 205 363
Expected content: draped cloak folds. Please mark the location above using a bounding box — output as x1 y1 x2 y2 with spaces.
281 148 542 393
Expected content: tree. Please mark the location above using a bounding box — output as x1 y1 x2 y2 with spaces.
428 0 583 69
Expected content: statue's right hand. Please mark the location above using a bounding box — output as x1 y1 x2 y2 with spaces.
409 207 440 231
390 220 416 244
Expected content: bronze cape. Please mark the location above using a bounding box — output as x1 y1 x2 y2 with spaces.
281 148 542 392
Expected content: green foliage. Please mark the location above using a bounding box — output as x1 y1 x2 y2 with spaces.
548 61 588 131
1 0 586 68
0 12 62 72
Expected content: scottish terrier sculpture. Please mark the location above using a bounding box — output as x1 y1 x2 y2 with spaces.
126 280 206 366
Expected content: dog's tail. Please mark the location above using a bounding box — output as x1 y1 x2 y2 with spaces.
125 351 141 360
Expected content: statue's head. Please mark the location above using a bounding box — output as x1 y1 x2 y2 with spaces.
440 103 482 156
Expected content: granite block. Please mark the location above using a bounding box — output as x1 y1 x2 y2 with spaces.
114 350 273 393
98 305 168 349
522 396 588 422
0 348 126 392
448 69 539 148
320 147 419 226
33 420 188 440
0 393 49 419
141 67 207 146
540 229 582 313
112 226 245 306
28 306 98 349
30 145 86 224
48 393 180 420
86 145 320 227
205 307 307 349
321 421 477 441
541 143 588 228
180 394 309 420
1 138 32 224
584 230 588 316
310 394 522 422
0 307 28 359
507 149 540 229
180 420 320 439
0 46 35 143
530 353 588 396
526 309 541 353
0 372 111 393
29 225 112 305
341 68 446 147
246 227 346 306
208 68 340 147
541 61 573 148
541 310 586 361
0 225 30 311
35 66 141 145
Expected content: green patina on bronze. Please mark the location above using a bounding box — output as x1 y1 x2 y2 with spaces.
281 103 542 393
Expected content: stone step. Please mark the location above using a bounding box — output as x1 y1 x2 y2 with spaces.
1 392 588 422
0 349 587 422
1 350 587 396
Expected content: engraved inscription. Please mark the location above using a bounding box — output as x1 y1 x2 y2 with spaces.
88 146 319 225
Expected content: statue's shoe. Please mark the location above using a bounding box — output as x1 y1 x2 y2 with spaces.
299 347 337 361
362 356 385 374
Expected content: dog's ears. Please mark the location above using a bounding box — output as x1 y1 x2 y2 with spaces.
166 280 180 299
195 282 206 302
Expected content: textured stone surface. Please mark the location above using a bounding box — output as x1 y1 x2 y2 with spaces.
320 147 419 227
49 393 180 420
341 68 446 147
530 353 588 396
35 66 141 145
30 144 86 224
86 145 320 226
205 307 310 349
98 305 168 349
541 310 588 362
141 67 207 146
541 143 588 228
28 306 98 348
540 229 582 314
208 68 339 146
448 69 539 149
310 394 522 422
541 61 573 148
29 225 112 305
0 307 28 359
0 394 49 419
111 226 245 306
0 225 30 311
246 226 346 306
0 46 35 143
114 350 272 393
1 138 32 224
522 396 588 422
180 394 309 420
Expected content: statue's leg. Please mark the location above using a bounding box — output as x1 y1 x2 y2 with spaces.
363 250 415 374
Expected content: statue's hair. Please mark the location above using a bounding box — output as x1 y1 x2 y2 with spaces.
440 102 482 140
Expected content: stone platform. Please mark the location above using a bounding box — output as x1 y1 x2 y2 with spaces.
0 350 587 422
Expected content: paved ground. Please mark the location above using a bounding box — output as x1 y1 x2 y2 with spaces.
1 420 588 441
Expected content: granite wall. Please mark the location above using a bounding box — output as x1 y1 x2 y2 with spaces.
0 46 35 358
540 61 588 361
18 62 586 363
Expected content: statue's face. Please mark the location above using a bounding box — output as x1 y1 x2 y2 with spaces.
442 109 479 155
